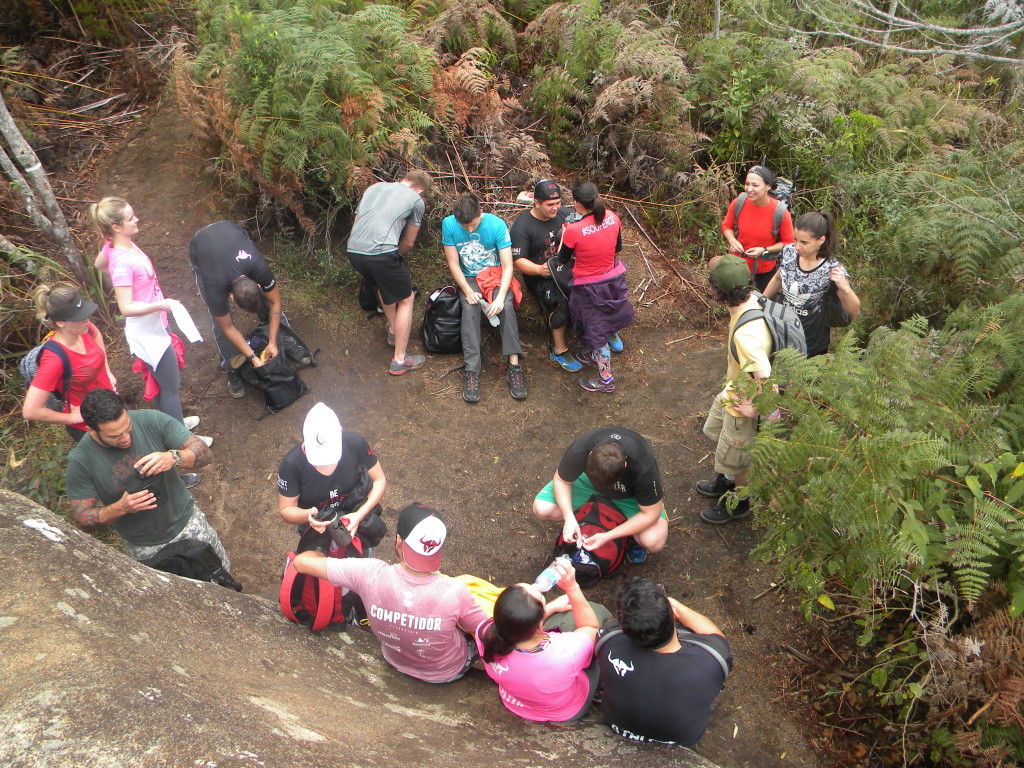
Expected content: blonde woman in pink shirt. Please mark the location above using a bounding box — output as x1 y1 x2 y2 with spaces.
91 197 209 446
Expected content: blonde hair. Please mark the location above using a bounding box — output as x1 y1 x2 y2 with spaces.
33 283 82 329
89 196 130 240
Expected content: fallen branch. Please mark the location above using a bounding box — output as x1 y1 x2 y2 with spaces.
666 335 695 345
781 643 858 681
752 582 780 601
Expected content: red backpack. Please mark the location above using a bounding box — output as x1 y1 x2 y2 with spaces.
553 495 627 588
279 538 364 631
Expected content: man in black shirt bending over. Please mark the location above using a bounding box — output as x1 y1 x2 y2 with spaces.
532 426 668 564
189 220 307 398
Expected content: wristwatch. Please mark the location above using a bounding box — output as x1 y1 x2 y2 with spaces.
169 449 183 469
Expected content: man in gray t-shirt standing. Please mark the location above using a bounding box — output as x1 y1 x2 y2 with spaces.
347 170 432 376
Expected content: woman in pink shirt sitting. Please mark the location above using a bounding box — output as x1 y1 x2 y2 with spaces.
476 560 607 723
91 197 206 442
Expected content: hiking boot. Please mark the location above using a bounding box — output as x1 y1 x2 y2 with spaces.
227 370 245 398
580 376 615 393
388 355 425 376
198 435 214 448
183 416 200 430
700 496 752 525
550 348 582 372
696 473 736 499
386 326 395 347
463 370 481 403
507 364 528 400
626 540 648 564
182 473 201 489
608 333 624 353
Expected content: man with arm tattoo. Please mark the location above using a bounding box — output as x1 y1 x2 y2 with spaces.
65 389 236 585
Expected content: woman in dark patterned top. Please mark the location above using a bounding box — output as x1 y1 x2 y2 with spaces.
763 211 861 357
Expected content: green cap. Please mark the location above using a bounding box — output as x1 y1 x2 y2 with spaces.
712 255 751 292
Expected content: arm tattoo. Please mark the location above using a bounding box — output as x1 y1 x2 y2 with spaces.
182 433 212 468
70 497 103 530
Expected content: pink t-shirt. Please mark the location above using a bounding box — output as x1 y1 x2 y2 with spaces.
325 559 487 683
475 620 595 721
105 242 167 326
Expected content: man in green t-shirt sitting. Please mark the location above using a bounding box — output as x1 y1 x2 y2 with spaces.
65 389 232 575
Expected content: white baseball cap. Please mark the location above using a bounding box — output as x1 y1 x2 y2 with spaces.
303 402 342 466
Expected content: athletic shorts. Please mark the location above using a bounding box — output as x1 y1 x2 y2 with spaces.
703 396 758 477
347 250 412 305
535 473 667 520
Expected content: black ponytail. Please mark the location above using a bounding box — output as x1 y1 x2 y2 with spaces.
571 181 605 225
480 585 544 663
795 210 838 259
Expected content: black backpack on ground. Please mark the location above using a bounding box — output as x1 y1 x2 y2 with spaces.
420 285 462 354
140 538 243 591
553 495 628 588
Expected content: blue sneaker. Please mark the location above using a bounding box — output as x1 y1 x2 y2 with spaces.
550 348 583 372
608 333 624 353
626 540 648 564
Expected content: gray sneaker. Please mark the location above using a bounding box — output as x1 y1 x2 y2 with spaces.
389 355 425 376
227 370 245 398
182 473 201 489
506 364 527 400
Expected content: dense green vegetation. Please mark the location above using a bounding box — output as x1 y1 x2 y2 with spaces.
3 0 1024 763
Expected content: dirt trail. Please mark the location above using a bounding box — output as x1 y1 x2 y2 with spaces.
89 101 824 768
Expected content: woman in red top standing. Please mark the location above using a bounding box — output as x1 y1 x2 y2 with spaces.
720 165 794 291
558 182 635 394
22 283 116 441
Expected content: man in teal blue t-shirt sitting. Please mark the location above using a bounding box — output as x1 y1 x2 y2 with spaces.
442 193 526 404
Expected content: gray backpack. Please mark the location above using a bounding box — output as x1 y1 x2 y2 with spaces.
730 293 808 361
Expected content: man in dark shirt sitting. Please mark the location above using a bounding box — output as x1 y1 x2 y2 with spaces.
510 179 581 372
597 578 732 747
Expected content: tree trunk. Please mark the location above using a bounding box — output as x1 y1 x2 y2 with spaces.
0 89 89 283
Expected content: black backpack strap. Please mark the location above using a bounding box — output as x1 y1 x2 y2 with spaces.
729 308 765 362
41 339 73 397
770 201 786 243
679 635 732 680
595 623 623 654
732 192 747 236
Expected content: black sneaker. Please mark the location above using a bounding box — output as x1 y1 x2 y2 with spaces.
696 473 735 499
700 496 752 525
181 473 201 489
463 370 481 403
507 364 527 400
227 370 245 398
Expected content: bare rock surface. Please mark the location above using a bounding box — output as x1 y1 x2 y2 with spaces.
0 489 722 768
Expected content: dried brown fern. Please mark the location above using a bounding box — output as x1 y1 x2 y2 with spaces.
589 77 655 123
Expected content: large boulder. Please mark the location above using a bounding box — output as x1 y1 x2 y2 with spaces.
0 490 721 768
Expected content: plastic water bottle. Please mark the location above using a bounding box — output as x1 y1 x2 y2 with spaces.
534 555 572 592
478 297 501 327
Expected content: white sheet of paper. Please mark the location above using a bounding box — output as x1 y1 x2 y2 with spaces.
170 302 203 343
